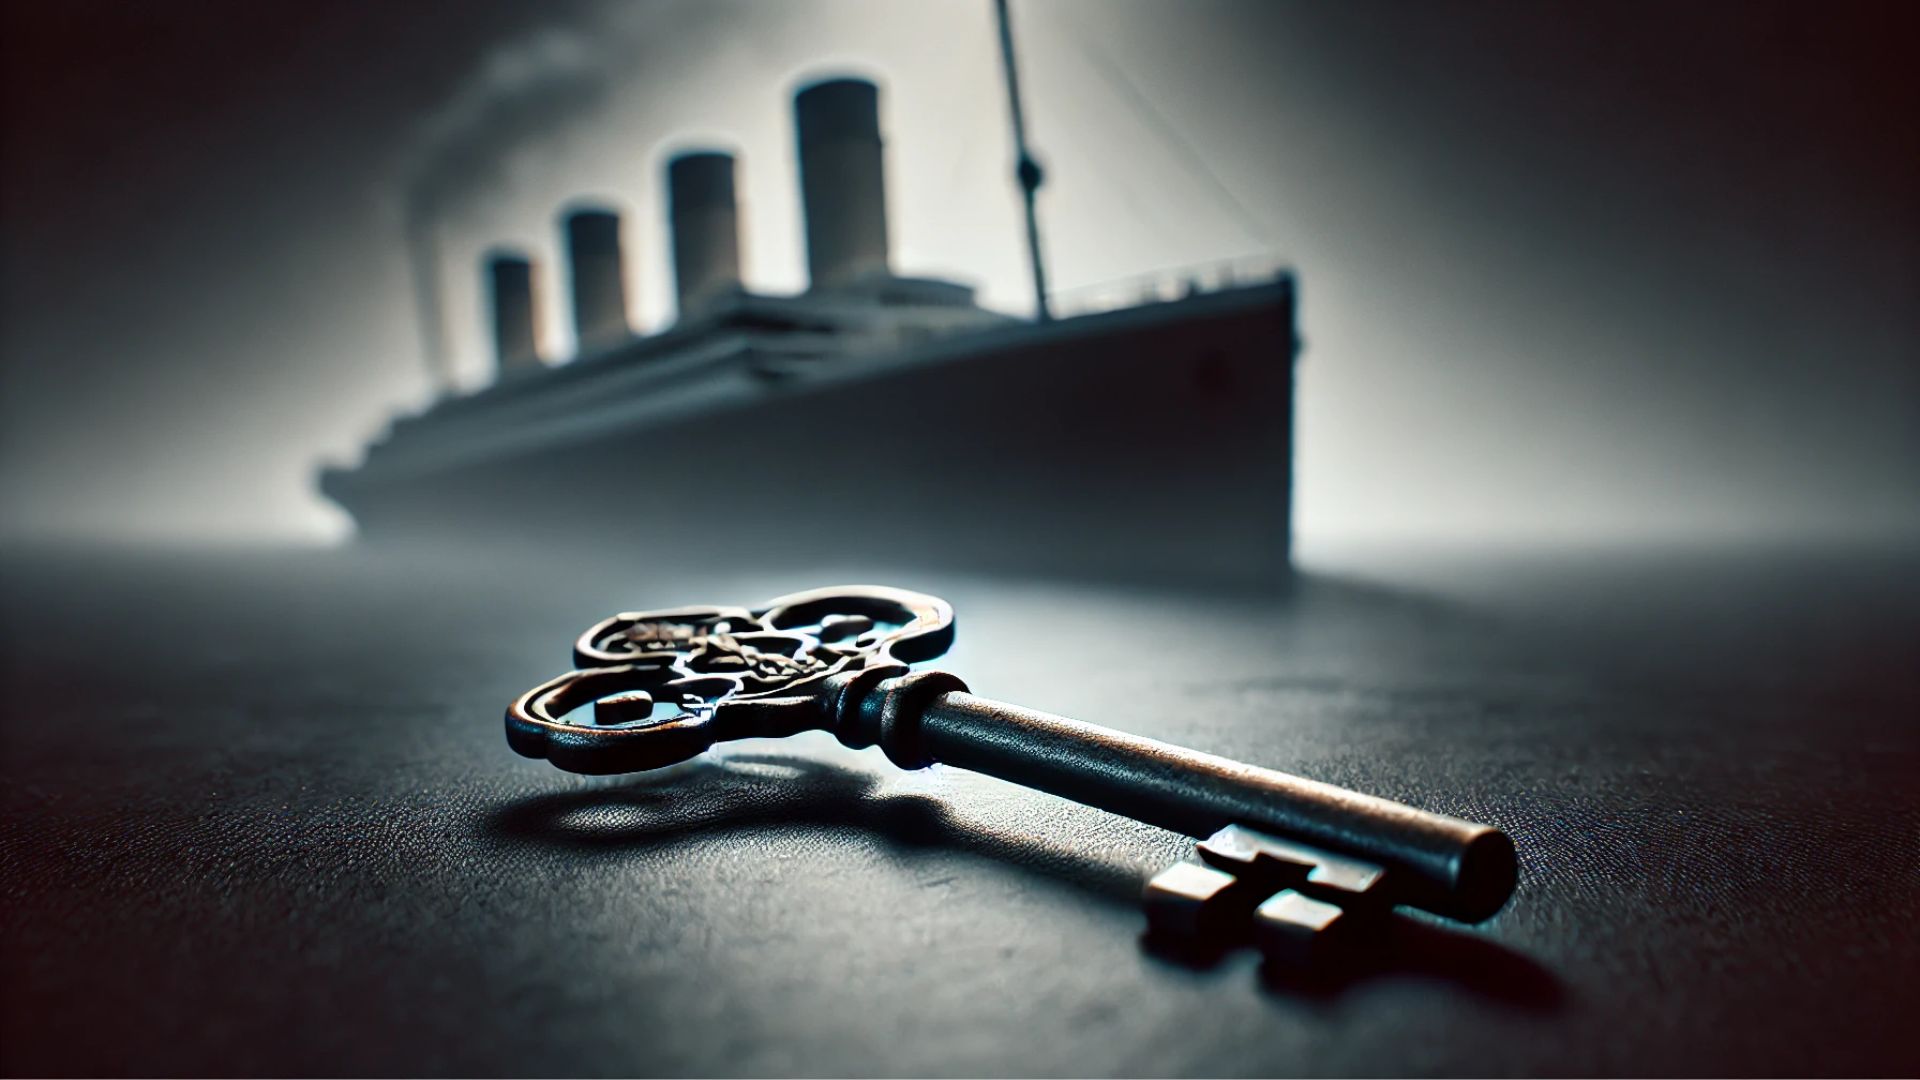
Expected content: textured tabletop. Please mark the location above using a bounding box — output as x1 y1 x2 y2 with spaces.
2 543 1915 1076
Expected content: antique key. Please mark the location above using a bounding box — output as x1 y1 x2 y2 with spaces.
507 586 1517 962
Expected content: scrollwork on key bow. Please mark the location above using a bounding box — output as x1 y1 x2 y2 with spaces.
506 585 955 775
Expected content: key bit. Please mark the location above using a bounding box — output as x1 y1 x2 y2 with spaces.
1146 825 1393 965
1198 824 1392 905
506 586 1518 936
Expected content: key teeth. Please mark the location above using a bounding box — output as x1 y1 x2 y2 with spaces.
1253 890 1354 968
1144 862 1258 942
1143 825 1392 968
1196 823 1391 904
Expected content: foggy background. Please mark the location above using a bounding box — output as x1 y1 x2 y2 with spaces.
3 0 1915 548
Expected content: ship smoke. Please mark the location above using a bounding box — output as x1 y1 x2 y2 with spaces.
394 27 614 394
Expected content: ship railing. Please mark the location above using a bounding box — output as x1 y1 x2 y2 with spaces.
1048 254 1289 319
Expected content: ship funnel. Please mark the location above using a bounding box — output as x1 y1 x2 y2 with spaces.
667 151 743 317
794 77 890 290
486 250 543 377
563 207 630 352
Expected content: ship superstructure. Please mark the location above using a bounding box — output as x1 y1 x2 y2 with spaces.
321 74 1298 584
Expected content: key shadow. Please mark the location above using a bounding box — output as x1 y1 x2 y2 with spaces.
1143 920 1566 1011
484 752 1147 905
481 751 1563 1012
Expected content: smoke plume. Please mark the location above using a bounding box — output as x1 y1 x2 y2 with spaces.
395 26 615 394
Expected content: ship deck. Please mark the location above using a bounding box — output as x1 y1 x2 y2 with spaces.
323 278 1301 585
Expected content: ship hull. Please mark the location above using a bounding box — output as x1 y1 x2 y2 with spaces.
323 282 1298 585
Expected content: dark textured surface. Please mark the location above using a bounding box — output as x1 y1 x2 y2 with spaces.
2 542 1916 1076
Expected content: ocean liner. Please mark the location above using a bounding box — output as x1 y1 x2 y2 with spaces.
320 63 1299 584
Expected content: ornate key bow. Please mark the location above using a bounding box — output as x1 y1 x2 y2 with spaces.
508 585 956 775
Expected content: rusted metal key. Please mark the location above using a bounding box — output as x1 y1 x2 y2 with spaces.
507 586 1517 963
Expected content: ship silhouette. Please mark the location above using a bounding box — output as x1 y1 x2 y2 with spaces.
320 70 1300 585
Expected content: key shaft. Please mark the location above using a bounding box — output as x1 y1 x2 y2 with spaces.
844 674 1514 924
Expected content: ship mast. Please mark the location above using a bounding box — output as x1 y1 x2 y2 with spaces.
993 0 1051 322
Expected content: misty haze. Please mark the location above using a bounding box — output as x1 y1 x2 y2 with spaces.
4 0 1913 548
2 3 1916 1077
